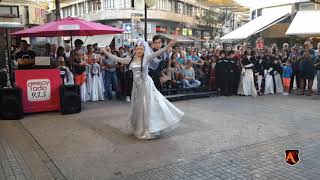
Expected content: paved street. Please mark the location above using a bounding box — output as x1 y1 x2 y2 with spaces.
0 94 320 180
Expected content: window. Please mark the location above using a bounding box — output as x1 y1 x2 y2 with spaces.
299 3 316 11
0 6 19 17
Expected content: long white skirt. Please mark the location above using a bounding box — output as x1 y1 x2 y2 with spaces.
264 74 274 94
88 75 104 101
80 82 90 102
238 69 257 97
274 73 284 93
129 76 184 139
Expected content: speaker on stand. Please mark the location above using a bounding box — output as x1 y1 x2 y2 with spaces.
60 85 81 115
0 88 24 120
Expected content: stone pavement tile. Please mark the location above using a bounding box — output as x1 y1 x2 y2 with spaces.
115 132 320 180
0 121 66 180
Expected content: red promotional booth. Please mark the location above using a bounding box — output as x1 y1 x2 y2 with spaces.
15 69 62 113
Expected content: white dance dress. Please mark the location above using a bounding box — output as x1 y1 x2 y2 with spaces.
264 68 275 95
107 43 184 139
88 63 104 101
238 57 257 97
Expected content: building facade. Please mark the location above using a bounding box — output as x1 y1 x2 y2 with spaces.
0 0 48 69
48 0 219 48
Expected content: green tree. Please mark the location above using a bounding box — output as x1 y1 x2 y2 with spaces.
201 8 233 39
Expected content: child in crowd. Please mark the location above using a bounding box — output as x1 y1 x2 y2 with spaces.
58 56 74 85
282 60 293 96
88 54 104 101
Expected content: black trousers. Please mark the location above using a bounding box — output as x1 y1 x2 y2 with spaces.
123 70 133 97
148 69 162 92
223 72 235 96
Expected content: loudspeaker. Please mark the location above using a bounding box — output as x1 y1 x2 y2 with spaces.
60 85 81 115
0 88 24 120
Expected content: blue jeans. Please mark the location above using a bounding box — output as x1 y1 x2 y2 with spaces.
104 71 118 99
317 70 320 93
182 79 201 88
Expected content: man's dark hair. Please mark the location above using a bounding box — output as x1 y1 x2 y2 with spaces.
20 40 28 45
152 35 163 43
75 39 84 46
227 50 235 56
87 44 93 49
119 47 124 50
219 50 226 56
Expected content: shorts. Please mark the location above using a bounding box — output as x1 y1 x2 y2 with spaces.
282 78 291 89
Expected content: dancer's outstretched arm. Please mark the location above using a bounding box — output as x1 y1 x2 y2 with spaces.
102 49 131 64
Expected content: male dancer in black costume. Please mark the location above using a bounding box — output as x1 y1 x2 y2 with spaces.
148 35 168 93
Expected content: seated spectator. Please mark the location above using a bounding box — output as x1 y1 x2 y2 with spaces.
181 60 201 88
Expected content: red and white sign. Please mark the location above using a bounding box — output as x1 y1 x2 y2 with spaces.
27 79 51 102
15 69 62 113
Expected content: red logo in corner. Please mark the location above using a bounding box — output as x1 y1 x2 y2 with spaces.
285 150 299 165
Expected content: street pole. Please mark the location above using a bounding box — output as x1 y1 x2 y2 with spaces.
144 3 148 41
55 0 62 46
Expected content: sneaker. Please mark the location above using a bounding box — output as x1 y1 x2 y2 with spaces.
297 89 304 96
282 92 289 96
307 90 312 96
126 96 131 102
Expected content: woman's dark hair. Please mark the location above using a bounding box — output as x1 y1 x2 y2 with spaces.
128 44 144 74
171 52 178 60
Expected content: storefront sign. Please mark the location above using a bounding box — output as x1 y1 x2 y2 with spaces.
182 28 188 36
156 26 167 33
28 6 46 25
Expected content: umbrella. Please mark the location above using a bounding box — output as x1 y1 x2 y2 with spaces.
11 17 123 47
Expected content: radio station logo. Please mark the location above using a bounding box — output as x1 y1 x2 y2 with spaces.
27 79 51 102
285 150 300 165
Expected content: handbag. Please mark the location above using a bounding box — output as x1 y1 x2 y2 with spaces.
160 72 170 83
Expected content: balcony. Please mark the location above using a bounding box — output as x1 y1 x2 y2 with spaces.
0 16 23 28
79 8 200 26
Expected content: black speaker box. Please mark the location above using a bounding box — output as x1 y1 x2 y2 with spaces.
0 88 24 120
60 85 81 115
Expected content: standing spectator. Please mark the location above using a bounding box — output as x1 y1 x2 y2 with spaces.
103 47 119 100
16 40 36 70
208 55 217 91
315 56 320 95
54 46 66 68
298 41 317 96
255 49 265 95
282 60 293 96
282 43 290 55
237 47 257 97
71 39 89 102
181 60 201 88
64 44 71 68
289 47 301 92
272 50 284 94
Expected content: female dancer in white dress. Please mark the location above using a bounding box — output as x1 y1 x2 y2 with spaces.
102 38 184 139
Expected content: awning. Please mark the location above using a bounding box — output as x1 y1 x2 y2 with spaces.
158 33 194 43
286 11 320 36
73 34 115 47
220 11 289 41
